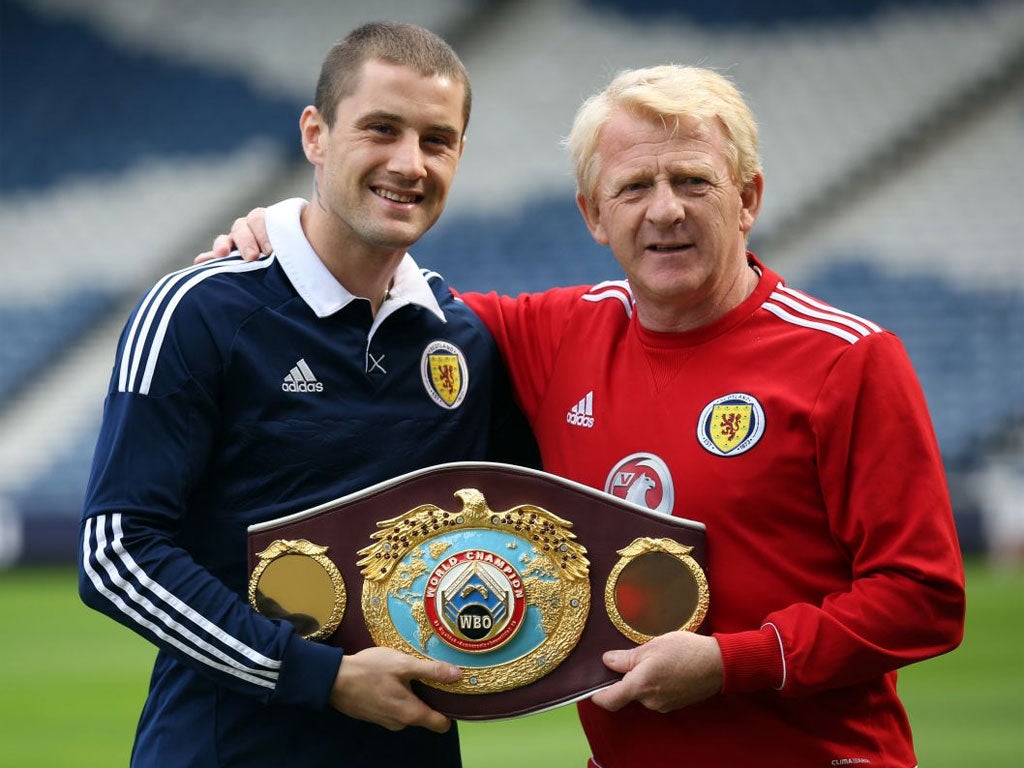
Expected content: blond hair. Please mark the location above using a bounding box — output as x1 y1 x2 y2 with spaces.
567 65 760 198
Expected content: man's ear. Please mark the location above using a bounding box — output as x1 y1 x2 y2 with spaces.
739 172 764 234
300 106 327 166
576 191 609 246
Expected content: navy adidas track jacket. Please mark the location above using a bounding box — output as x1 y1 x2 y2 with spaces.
80 199 536 767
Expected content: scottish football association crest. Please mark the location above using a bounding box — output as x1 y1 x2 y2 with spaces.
358 488 589 694
697 392 765 456
421 340 468 409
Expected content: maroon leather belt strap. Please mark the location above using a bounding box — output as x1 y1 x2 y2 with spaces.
247 462 708 720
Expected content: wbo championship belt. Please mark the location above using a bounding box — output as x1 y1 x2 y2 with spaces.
247 462 708 720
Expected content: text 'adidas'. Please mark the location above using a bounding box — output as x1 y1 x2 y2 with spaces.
566 391 595 428
282 358 324 393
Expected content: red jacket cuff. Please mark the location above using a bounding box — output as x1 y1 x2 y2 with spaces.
714 625 785 694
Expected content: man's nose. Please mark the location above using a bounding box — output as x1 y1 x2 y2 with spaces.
388 133 427 179
646 182 685 226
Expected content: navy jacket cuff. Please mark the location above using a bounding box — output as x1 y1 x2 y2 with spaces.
272 633 344 710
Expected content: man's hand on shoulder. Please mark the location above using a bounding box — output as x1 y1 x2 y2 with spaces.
195 208 272 264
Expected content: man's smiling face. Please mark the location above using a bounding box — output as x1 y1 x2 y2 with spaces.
577 109 761 326
304 58 466 256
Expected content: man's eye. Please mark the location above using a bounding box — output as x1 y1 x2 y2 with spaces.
369 124 394 135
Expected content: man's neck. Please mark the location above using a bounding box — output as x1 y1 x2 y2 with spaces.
301 203 404 317
636 263 760 334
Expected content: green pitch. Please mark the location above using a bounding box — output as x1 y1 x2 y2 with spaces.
1 560 1020 767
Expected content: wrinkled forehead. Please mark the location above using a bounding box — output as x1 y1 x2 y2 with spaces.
623 105 719 141
598 109 724 163
605 107 736 175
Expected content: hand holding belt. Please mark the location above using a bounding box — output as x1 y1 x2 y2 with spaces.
247 462 708 721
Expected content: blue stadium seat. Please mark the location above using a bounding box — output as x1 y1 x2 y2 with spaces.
583 0 985 27
416 193 614 294
0 0 301 193
802 259 1024 468
0 289 116 402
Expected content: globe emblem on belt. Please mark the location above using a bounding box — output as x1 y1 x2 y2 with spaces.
358 488 590 694
425 551 527 652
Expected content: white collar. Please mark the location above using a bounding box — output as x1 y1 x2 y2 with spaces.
265 198 446 323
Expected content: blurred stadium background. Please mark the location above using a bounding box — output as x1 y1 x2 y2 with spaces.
1 0 1023 570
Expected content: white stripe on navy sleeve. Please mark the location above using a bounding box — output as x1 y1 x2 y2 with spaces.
83 513 281 689
118 257 275 395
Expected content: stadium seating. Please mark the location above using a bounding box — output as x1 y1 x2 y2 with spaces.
1 0 1021 562
803 260 1024 469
